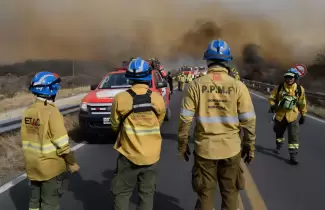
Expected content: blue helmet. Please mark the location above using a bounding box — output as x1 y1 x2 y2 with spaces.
125 57 152 81
284 68 300 79
203 39 232 62
29 72 61 98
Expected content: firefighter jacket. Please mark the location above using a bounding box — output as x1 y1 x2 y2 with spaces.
178 66 256 160
187 74 194 82
110 84 166 165
268 82 307 123
179 74 186 82
21 98 72 181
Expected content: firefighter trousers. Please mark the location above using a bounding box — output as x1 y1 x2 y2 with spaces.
111 154 157 210
192 152 244 210
273 117 299 155
178 82 185 91
29 172 68 210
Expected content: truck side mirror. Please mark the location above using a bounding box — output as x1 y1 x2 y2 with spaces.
157 81 168 89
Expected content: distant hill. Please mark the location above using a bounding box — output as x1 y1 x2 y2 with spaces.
0 59 112 77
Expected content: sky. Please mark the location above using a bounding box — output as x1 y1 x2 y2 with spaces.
0 0 324 65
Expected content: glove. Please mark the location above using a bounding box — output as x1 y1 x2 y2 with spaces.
299 115 305 125
179 144 191 162
62 152 76 165
241 144 254 165
268 106 276 113
184 144 191 162
68 163 80 173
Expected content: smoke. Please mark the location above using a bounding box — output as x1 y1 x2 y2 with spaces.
1 0 325 68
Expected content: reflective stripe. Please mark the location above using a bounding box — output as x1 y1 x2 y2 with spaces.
288 144 299 149
29 208 40 210
238 111 256 121
52 135 69 148
197 116 239 124
180 108 195 117
22 141 57 154
133 103 152 108
124 125 160 136
276 138 285 143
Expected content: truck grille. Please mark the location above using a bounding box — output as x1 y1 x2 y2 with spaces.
87 103 112 115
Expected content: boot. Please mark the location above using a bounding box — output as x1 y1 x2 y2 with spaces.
274 142 283 154
289 150 299 165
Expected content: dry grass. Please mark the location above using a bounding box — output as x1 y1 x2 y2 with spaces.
0 113 80 186
0 86 89 113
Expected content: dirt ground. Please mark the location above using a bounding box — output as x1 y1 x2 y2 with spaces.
0 86 89 113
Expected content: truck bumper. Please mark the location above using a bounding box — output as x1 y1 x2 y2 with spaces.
79 113 112 133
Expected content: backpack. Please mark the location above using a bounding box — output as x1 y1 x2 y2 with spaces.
275 83 302 107
118 89 159 132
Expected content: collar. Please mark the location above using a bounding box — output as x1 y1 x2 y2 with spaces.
36 97 54 104
207 66 229 74
132 84 149 89
283 82 297 90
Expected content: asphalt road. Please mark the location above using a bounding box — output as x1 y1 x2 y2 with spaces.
0 84 324 210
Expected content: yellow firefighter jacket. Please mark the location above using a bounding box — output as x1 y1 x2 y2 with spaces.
178 66 256 160
268 82 307 123
21 98 71 181
187 74 194 82
180 74 187 82
110 84 166 165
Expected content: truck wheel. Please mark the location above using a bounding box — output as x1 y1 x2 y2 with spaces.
164 104 172 121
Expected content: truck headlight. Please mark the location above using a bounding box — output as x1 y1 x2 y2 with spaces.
80 103 88 112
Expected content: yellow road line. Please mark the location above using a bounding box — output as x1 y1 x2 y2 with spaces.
241 160 268 210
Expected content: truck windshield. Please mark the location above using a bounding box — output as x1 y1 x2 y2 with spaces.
182 68 192 71
98 73 152 89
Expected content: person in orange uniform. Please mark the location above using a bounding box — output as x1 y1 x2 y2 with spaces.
178 40 256 210
110 57 166 210
22 72 80 210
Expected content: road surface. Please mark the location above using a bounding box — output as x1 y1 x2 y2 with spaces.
0 85 324 210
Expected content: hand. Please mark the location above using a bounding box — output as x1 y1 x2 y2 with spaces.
268 106 276 113
179 145 191 162
299 115 305 125
184 145 191 161
241 144 254 165
68 163 80 173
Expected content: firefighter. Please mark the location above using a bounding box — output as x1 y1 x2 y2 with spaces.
110 57 166 210
177 73 181 90
229 67 240 80
166 71 174 94
178 72 186 91
268 68 307 164
178 39 256 210
22 72 80 210
187 72 194 83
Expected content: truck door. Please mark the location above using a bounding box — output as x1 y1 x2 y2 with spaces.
154 71 167 102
